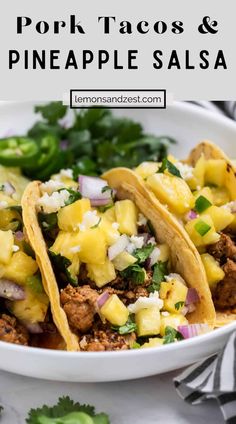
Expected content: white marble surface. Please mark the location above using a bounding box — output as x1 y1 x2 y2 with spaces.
0 369 224 424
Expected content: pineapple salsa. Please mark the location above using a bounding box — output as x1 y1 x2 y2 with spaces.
32 170 206 352
136 153 236 311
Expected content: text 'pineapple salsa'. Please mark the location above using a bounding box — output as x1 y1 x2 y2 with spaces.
33 169 208 351
136 142 236 314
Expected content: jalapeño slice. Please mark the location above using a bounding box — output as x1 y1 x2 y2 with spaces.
0 137 39 166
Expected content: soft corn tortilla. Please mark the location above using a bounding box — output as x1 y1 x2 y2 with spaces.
103 169 216 327
22 181 79 351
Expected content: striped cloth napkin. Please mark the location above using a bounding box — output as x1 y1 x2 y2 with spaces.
190 101 236 121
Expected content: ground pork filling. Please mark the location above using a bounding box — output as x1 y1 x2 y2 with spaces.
208 232 236 310
0 314 29 346
59 270 152 351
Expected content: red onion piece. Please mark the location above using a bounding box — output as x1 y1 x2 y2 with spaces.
108 235 129 261
178 324 210 339
97 292 110 309
185 288 200 305
23 321 43 334
185 210 198 221
79 175 113 206
14 231 25 242
0 279 25 300
2 181 15 197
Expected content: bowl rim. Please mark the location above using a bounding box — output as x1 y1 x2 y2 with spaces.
0 100 236 359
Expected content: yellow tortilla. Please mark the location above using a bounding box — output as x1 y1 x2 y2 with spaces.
103 169 216 327
22 181 79 351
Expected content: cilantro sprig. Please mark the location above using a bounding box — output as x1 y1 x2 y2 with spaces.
163 326 184 344
148 261 168 293
26 396 110 424
112 315 137 335
158 158 182 178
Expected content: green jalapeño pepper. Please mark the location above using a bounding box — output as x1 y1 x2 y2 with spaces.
0 137 39 166
23 135 59 171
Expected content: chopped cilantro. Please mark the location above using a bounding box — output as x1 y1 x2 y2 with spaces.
133 244 154 264
163 326 184 344
26 274 44 294
101 185 112 194
91 217 101 229
35 102 67 125
147 220 155 236
194 220 211 236
26 395 110 424
194 195 212 213
112 315 137 335
49 252 78 286
38 212 58 232
97 203 114 213
158 158 182 178
58 188 82 206
148 261 168 293
174 301 185 311
120 264 146 285
132 341 141 349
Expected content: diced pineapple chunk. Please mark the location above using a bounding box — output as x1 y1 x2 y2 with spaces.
67 256 80 281
146 173 194 215
0 209 21 231
87 258 116 287
193 187 213 204
141 337 164 348
115 200 138 236
136 307 161 337
0 230 14 264
57 198 91 232
0 192 16 207
77 228 107 264
112 251 137 271
205 159 227 187
185 215 220 247
159 279 188 313
100 294 129 326
211 187 230 206
187 154 206 190
206 205 233 232
99 216 120 246
103 206 116 223
201 253 225 289
157 244 170 262
228 214 236 231
50 231 78 261
2 251 38 285
135 162 159 179
10 286 49 323
160 313 188 336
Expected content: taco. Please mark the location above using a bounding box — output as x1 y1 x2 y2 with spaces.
21 170 215 351
133 140 236 325
0 167 59 349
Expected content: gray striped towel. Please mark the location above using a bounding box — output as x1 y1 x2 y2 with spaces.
174 331 236 423
190 101 236 121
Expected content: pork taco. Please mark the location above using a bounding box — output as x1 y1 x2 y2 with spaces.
21 169 215 351
133 140 236 325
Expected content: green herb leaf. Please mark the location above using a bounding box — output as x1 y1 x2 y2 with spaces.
194 220 211 236
49 252 78 287
59 188 82 206
163 326 184 344
101 185 112 194
175 301 185 311
26 274 44 294
112 316 137 335
194 195 212 213
134 244 155 264
35 102 68 125
91 217 101 229
38 212 58 232
120 264 146 285
158 158 182 178
26 395 110 424
148 261 168 293
132 341 141 349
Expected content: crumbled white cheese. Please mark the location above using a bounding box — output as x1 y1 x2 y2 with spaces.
70 245 81 254
60 168 73 179
40 179 64 194
78 210 100 231
175 162 193 180
161 311 170 317
12 245 20 252
149 247 160 266
147 237 156 245
111 222 120 230
126 235 144 254
222 201 236 213
0 201 8 209
128 291 163 313
165 273 186 286
137 213 147 226
37 189 70 214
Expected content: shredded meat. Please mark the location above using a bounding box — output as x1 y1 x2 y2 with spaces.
103 286 148 305
79 325 135 351
208 233 236 264
214 259 236 309
60 285 98 333
0 314 28 346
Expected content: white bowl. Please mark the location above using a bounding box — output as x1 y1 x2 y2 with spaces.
0 101 236 382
